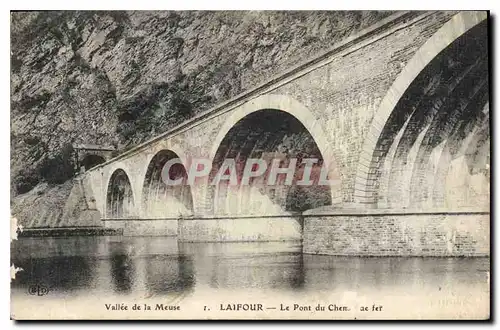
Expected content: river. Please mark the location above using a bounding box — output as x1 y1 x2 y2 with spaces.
10 236 490 319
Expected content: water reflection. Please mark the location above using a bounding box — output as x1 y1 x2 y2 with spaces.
178 241 305 290
109 246 135 293
145 254 195 295
11 236 489 300
11 255 96 293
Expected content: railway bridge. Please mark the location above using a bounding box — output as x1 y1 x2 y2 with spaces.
79 11 490 256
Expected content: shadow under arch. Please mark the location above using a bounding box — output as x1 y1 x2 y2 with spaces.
106 168 135 218
141 149 194 218
206 108 334 217
209 95 339 176
354 11 489 209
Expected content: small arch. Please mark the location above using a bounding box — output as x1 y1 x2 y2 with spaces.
142 149 194 218
354 11 488 206
106 169 135 218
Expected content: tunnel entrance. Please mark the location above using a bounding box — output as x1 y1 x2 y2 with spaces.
81 154 106 171
106 169 135 218
142 150 194 218
207 109 332 216
368 20 489 210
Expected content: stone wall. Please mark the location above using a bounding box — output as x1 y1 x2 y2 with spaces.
178 216 302 242
102 218 178 236
303 211 489 256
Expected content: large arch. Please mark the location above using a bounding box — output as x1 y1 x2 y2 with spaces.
430 103 490 210
141 149 194 218
354 11 489 209
209 94 339 173
205 95 341 216
106 168 136 218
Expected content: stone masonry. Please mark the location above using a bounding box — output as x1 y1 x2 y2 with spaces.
78 11 490 256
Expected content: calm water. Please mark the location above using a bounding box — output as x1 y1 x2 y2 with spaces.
10 236 490 319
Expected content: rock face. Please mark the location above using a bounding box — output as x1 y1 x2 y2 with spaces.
10 10 391 227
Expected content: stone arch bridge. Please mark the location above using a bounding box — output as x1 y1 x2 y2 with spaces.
80 11 490 256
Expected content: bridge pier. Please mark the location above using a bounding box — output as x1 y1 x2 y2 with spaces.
177 215 302 242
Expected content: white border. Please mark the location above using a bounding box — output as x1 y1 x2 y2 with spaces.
2 2 498 329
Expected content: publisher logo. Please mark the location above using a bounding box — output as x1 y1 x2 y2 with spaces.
28 284 49 296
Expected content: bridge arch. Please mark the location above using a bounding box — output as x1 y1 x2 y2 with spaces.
141 149 194 218
354 11 489 208
106 168 136 218
209 94 339 168
205 94 341 216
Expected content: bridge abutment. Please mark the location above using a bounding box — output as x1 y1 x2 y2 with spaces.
302 208 489 256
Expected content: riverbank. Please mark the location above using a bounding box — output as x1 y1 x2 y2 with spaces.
17 227 123 237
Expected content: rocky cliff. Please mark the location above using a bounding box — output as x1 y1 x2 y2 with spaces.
10 10 392 227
